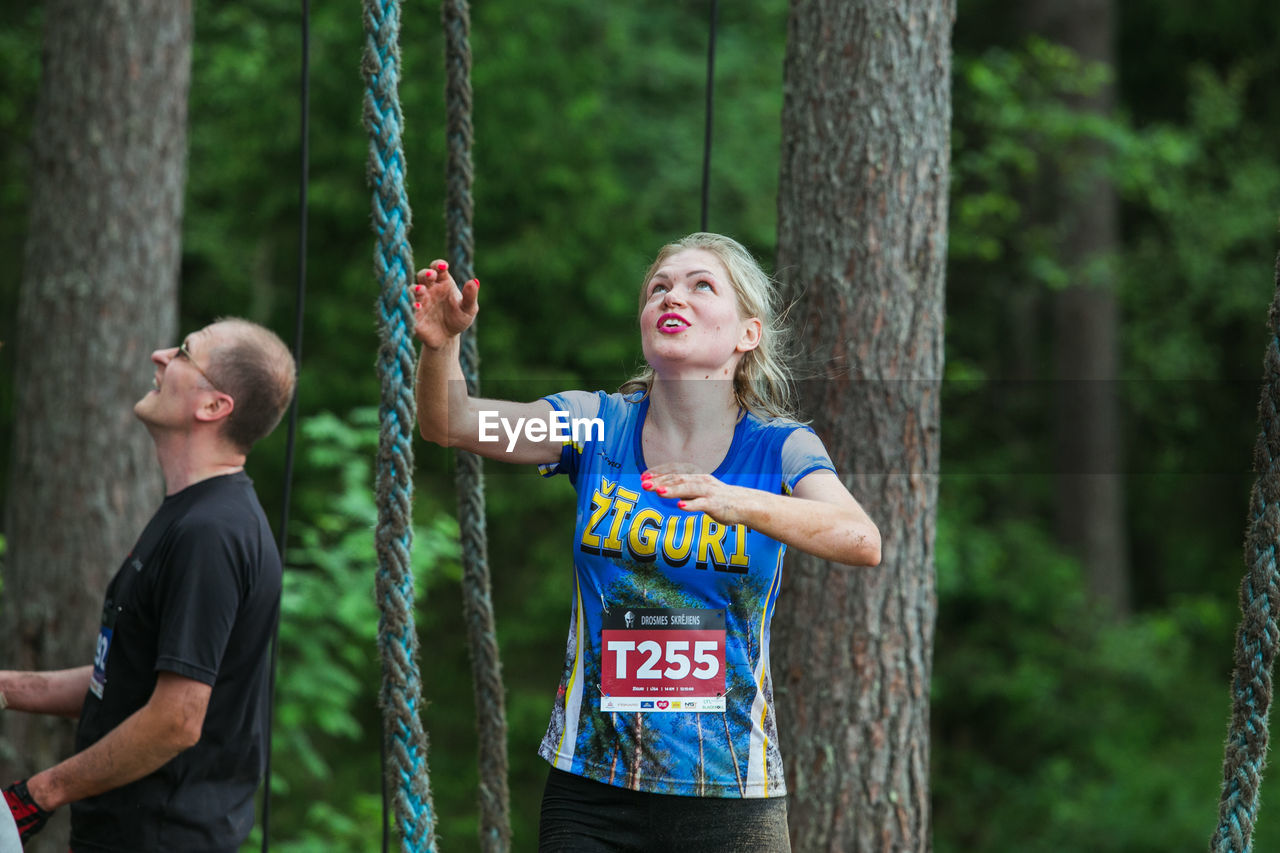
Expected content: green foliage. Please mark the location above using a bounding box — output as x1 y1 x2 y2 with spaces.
951 39 1105 280
939 24 1280 851
3 0 1279 849
946 35 1278 558
250 408 459 852
1119 62 1280 381
933 486 1235 851
469 0 786 383
185 1 389 418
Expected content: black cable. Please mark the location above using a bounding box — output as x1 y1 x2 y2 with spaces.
261 1 310 850
700 0 719 232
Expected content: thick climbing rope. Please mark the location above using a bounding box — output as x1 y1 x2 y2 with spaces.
442 0 513 849
1211 253 1280 853
362 0 437 849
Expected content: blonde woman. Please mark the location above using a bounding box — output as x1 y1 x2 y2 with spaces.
413 233 880 852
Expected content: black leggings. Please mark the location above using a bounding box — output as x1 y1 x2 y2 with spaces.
538 767 791 853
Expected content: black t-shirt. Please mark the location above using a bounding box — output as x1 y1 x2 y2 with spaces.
70 472 282 853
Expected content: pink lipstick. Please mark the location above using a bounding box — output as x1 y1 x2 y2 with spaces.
656 312 690 334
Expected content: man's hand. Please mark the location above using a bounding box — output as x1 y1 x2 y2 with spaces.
3 779 53 845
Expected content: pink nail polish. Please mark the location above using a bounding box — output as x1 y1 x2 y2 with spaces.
415 285 425 293
436 261 448 271
414 302 421 309
677 500 687 509
657 487 667 495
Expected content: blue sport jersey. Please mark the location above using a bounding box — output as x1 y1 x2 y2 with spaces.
537 390 836 798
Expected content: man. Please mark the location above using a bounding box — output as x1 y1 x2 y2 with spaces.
1 318 296 852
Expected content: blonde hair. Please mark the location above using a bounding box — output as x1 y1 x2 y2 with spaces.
620 232 796 419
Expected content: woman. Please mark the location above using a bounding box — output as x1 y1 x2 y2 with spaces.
413 233 880 852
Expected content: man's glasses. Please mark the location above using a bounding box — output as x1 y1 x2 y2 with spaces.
176 340 224 393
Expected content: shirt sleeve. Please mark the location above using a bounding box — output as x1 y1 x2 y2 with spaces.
539 390 603 484
781 426 837 493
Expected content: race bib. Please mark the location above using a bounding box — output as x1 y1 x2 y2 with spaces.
600 607 726 713
89 596 119 699
89 624 113 699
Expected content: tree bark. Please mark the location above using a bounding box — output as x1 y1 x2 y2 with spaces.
773 1 952 851
1024 0 1130 616
0 2 190 848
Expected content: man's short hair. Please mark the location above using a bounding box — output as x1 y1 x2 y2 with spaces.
205 319 296 453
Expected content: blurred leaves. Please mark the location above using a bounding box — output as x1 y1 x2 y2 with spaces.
1 0 1279 850
939 14 1279 851
262 407 459 851
933 488 1233 852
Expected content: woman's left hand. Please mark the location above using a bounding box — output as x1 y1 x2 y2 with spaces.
642 463 882 567
641 463 753 527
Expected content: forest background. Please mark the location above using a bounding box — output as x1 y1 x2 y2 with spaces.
1 0 1279 851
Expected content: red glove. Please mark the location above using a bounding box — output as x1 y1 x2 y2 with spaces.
3 780 52 845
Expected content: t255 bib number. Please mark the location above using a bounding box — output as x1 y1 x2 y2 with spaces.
599 607 726 713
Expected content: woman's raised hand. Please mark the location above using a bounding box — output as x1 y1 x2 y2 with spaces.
412 259 479 350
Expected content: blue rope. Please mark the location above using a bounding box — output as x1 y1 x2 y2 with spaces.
362 0 436 849
1212 254 1280 853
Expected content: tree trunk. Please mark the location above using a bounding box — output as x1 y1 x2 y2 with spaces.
773 1 952 851
1025 0 1130 616
0 2 190 848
